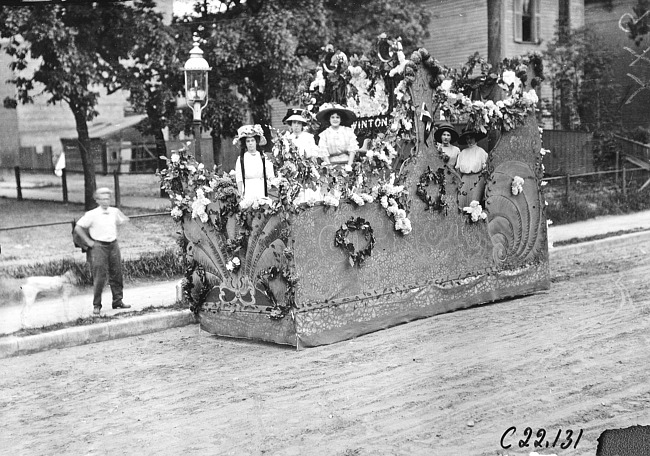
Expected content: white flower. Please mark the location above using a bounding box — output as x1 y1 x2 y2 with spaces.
463 200 487 222
361 193 374 203
522 89 539 104
380 195 389 208
511 176 525 195
170 153 180 163
350 193 365 206
323 193 340 207
226 257 241 272
187 165 196 173
541 181 548 186
501 70 521 90
395 217 412 235
440 79 453 93
170 206 183 219
540 147 550 156
547 219 553 226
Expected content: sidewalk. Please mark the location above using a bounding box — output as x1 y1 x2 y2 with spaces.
2 208 650 358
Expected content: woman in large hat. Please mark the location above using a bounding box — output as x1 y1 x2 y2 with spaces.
454 127 488 208
433 122 460 167
316 103 359 169
233 124 275 200
282 108 320 158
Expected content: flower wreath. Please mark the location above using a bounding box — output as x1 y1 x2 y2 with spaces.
334 217 376 267
257 265 297 320
182 263 211 314
416 166 447 212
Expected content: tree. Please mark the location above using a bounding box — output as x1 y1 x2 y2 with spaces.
0 2 168 209
177 0 430 160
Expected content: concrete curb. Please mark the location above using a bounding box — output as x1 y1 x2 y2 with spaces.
549 229 650 256
0 309 197 359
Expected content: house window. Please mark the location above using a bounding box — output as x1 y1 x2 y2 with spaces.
514 0 541 43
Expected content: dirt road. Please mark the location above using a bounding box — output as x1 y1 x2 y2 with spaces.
1 241 649 456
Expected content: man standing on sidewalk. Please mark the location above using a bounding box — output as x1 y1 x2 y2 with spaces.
74 187 131 316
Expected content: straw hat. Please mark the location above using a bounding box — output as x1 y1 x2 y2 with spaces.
315 103 357 127
282 108 311 125
433 122 459 144
234 124 267 146
457 127 487 146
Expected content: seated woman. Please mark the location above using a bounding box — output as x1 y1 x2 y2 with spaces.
283 108 320 158
316 103 359 170
234 124 275 201
454 128 488 209
433 122 460 168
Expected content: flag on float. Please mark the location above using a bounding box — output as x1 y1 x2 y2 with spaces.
420 102 433 145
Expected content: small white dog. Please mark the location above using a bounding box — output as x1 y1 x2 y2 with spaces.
17 270 80 328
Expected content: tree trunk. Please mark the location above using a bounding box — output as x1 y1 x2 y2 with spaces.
211 131 222 172
72 105 97 210
487 0 504 68
152 124 168 197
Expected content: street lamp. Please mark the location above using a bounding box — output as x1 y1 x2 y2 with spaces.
183 33 211 162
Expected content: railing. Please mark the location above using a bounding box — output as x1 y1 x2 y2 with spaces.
0 211 170 233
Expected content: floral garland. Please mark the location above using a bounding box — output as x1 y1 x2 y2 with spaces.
181 263 210 314
417 166 447 212
334 217 376 267
257 265 297 320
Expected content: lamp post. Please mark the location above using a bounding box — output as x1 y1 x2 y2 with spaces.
183 33 211 162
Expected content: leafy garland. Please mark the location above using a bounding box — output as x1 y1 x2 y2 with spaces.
334 217 376 267
181 263 210 314
416 166 447 212
257 265 297 320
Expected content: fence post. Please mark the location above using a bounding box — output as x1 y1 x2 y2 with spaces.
615 149 620 185
14 166 22 200
622 166 627 197
564 174 570 201
61 168 68 203
113 169 121 208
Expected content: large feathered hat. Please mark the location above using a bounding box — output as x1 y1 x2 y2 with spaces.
233 124 267 146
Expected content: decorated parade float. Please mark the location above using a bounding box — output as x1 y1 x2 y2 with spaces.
160 37 550 348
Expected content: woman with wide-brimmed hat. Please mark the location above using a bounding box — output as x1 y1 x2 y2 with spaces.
282 108 320 158
454 127 489 208
433 122 460 167
233 124 275 200
316 103 359 169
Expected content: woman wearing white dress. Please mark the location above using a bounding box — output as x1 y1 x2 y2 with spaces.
454 128 488 209
315 103 359 169
282 108 320 158
234 124 275 200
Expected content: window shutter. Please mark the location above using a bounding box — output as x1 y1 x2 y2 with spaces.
534 0 541 42
514 0 523 42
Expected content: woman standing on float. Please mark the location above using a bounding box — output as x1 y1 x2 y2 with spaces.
454 128 488 208
283 108 320 158
434 122 460 168
234 124 275 200
316 103 359 170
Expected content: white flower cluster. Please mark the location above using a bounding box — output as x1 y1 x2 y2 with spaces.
191 188 211 223
540 147 550 156
322 193 340 207
239 196 273 211
463 200 488 222
349 192 374 206
347 76 389 117
170 206 184 220
226 257 241 272
511 176 525 196
365 140 397 166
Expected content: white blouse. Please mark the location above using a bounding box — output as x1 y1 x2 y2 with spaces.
318 126 359 164
289 131 320 158
235 151 275 199
455 145 488 174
